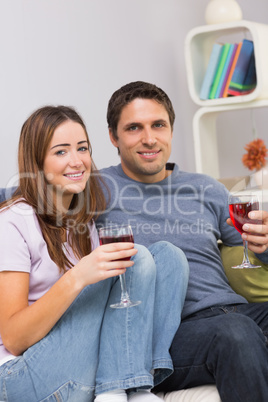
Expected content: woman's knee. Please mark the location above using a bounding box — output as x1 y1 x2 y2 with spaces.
132 243 156 279
149 241 189 278
149 241 187 261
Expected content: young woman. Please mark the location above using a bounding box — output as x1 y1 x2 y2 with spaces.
0 106 189 402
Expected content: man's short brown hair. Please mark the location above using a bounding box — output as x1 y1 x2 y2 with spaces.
107 81 175 139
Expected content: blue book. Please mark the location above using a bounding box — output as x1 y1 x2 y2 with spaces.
229 39 254 90
242 52 256 90
199 43 223 100
215 43 235 98
227 53 257 95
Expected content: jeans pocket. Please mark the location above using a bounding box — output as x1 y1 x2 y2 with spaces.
40 381 95 402
1 360 95 402
0 357 37 402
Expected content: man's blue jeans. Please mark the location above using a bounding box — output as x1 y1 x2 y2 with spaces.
0 242 189 401
154 302 268 402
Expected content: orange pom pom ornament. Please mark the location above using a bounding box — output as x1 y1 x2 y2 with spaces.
242 138 268 171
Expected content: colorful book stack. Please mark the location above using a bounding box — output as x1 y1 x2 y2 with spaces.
199 39 256 100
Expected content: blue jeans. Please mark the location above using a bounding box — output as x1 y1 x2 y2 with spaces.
154 302 268 402
0 242 189 401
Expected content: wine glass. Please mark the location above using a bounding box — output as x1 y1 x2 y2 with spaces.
98 224 141 308
228 192 261 269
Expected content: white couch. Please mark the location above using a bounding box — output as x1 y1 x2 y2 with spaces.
156 385 221 401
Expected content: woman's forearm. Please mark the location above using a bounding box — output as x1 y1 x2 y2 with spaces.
1 269 83 356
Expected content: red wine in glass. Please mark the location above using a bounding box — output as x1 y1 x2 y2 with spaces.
100 234 134 244
229 201 260 234
98 225 141 308
228 193 261 269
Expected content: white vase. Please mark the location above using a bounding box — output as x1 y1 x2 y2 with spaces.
205 0 243 25
254 166 268 189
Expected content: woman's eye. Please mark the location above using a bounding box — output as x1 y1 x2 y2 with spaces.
55 150 66 156
78 146 89 152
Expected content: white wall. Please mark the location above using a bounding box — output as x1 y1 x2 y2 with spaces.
0 0 267 187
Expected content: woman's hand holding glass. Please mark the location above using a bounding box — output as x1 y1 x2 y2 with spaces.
73 242 137 288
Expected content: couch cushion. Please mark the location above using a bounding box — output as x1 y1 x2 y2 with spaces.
220 244 268 302
0 187 16 203
156 385 221 401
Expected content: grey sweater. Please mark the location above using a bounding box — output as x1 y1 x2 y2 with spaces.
98 163 268 318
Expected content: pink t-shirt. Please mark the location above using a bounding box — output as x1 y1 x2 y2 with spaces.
0 201 99 365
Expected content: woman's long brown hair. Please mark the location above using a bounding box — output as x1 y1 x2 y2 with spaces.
1 106 106 272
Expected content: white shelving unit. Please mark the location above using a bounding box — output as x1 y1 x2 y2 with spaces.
193 99 268 178
185 20 268 178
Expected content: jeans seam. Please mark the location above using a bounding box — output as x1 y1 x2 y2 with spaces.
2 379 7 402
95 374 154 394
127 274 133 377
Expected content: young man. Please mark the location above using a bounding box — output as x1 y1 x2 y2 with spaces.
97 81 268 402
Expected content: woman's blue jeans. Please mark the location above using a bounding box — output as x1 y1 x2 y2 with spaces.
154 302 268 402
0 241 189 401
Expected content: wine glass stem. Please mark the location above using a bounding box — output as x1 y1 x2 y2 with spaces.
119 273 131 303
242 240 251 264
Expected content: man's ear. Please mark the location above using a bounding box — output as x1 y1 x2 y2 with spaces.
109 129 119 148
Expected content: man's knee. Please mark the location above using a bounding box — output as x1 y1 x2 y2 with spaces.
211 314 266 352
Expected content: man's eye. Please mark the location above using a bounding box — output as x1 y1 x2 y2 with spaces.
128 126 138 131
154 123 164 128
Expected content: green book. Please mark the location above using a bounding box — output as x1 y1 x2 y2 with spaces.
209 43 231 99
